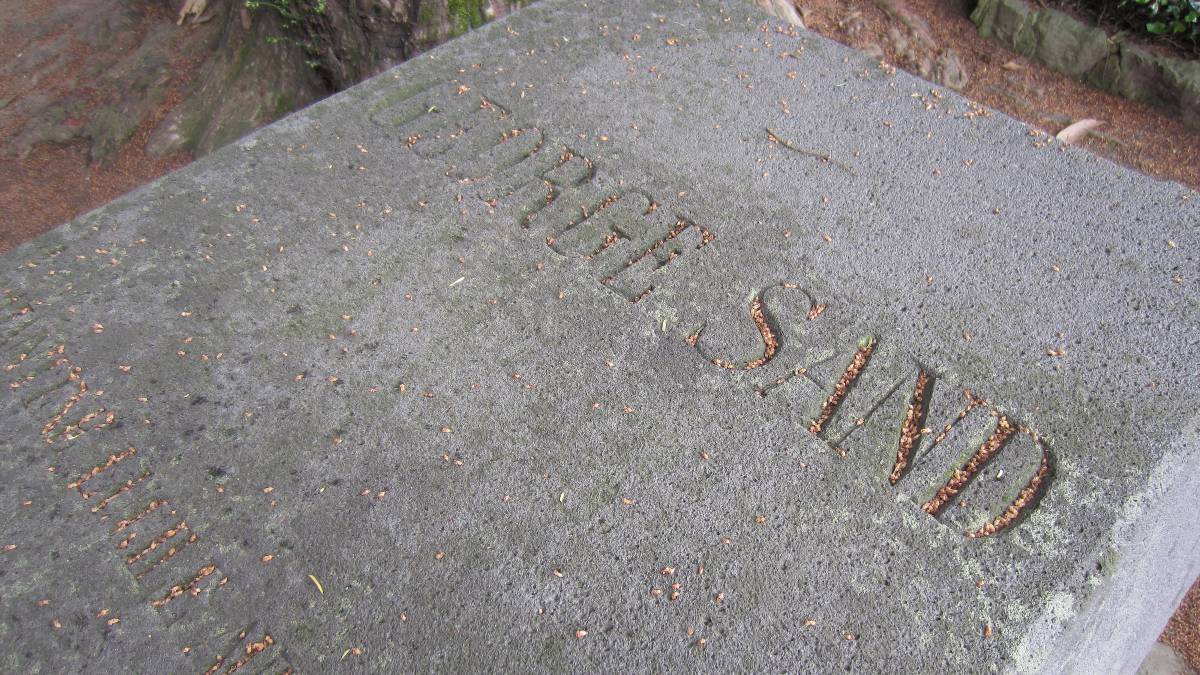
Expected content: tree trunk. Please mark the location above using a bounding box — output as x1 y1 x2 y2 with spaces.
147 1 326 156
148 0 531 158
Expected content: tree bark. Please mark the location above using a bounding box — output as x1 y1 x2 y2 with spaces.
148 1 326 156
148 0 530 157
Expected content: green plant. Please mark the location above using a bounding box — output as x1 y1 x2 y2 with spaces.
245 0 327 29
245 0 327 69
447 0 489 35
1117 0 1199 43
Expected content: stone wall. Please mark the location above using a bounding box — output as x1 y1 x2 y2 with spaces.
973 0 1200 130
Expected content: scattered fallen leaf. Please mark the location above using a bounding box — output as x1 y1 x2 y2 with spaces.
308 574 324 594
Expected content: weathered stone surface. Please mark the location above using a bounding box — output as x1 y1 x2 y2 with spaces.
1172 59 1200 129
2 0 1198 672
935 48 969 90
972 0 1030 46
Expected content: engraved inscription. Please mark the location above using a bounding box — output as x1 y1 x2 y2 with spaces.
369 82 717 303
688 288 781 370
368 80 1055 538
687 288 1053 537
1 333 286 665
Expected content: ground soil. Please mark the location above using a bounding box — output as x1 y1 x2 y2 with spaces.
1 0 1198 667
0 1 194 254
1166 585 1200 671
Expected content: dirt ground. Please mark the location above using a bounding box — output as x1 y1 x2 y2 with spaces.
1 0 1199 667
0 0 194 253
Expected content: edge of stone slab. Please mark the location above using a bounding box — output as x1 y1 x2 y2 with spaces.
1138 642 1199 675
1016 413 1200 674
972 0 1200 130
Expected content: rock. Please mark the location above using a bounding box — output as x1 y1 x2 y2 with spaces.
875 0 970 86
885 25 934 80
5 99 88 159
145 116 188 158
972 0 1032 46
1118 46 1200 130
0 34 72 77
975 0 1114 78
83 107 140 164
875 0 936 42
973 0 1200 131
1167 58 1200 130
74 0 140 49
935 48 969 90
1023 9 1114 79
1115 46 1175 109
78 24 177 163
838 11 866 40
0 0 184 163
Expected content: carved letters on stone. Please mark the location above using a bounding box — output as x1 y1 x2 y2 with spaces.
367 82 1054 538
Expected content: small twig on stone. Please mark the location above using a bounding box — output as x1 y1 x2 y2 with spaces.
766 128 857 177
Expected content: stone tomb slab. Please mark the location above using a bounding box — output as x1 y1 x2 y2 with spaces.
1 0 1198 671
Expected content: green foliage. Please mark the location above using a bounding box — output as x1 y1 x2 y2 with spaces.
1088 0 1200 48
245 0 327 29
1132 0 1200 38
447 0 489 35
245 0 327 68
